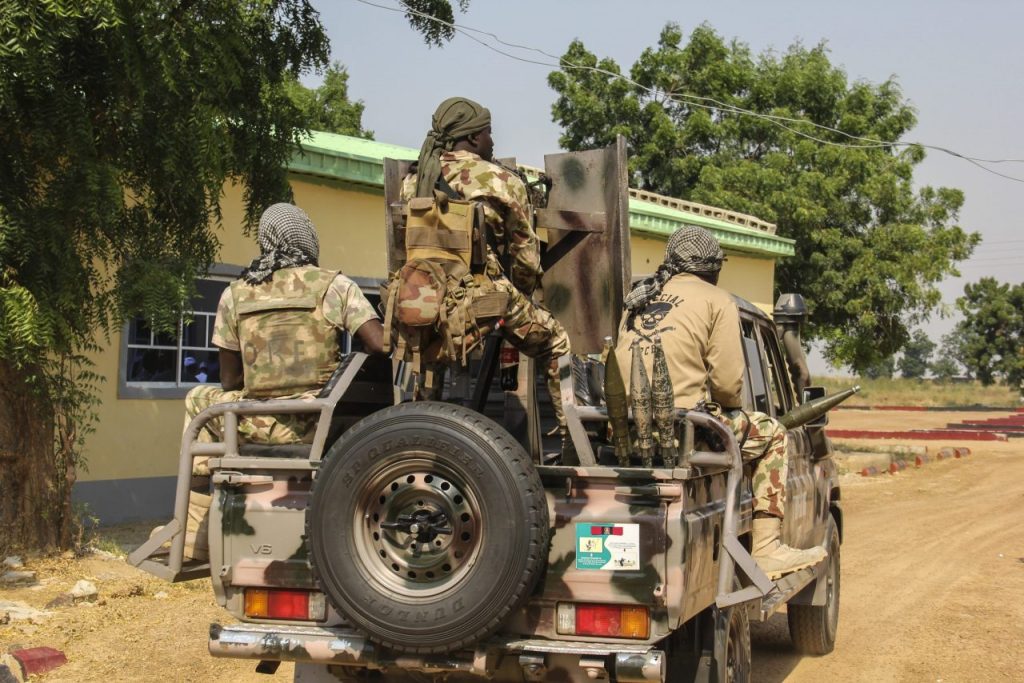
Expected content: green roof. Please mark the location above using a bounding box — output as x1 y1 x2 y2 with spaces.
290 131 794 259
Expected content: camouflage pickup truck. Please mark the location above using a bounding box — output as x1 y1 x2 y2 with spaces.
131 140 845 682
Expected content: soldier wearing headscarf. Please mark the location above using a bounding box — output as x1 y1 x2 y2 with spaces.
401 97 571 447
615 225 826 579
174 203 384 561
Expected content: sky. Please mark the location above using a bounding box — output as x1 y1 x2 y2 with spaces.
309 0 1024 374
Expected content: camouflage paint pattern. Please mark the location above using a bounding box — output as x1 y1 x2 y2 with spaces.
603 338 631 465
650 336 678 466
540 139 631 354
629 339 655 467
204 458 337 623
398 152 569 426
413 273 570 424
195 297 838 682
720 409 787 518
184 385 320 458
214 266 378 399
492 273 570 429
400 150 541 294
203 431 827 679
209 624 377 666
394 260 444 326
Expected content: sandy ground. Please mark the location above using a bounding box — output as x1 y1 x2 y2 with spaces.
1 410 1022 682
754 410 1024 682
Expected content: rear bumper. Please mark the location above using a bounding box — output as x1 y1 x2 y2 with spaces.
209 623 665 681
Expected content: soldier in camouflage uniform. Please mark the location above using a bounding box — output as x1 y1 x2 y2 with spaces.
178 203 383 559
616 226 826 579
402 97 570 437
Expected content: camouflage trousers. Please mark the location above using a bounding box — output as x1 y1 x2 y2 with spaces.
183 385 318 475
720 409 787 519
495 277 571 427
424 276 571 428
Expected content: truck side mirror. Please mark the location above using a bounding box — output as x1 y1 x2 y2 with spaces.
801 386 828 428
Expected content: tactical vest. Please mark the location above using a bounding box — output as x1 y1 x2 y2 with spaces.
383 189 509 380
230 267 340 398
405 191 477 267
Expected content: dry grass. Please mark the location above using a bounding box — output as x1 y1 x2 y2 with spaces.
813 376 1020 408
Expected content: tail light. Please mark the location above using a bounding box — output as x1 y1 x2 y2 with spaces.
556 603 650 639
243 588 326 621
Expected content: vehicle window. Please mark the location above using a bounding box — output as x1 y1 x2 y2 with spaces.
740 319 770 414
756 323 794 416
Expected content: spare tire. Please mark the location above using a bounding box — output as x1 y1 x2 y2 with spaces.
307 401 550 654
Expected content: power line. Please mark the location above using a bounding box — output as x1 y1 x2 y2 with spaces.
958 261 1024 267
354 0 1024 183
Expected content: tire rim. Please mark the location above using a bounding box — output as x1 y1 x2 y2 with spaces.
353 455 482 598
826 537 840 635
725 615 739 682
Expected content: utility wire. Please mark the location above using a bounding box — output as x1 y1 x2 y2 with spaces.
354 0 1024 183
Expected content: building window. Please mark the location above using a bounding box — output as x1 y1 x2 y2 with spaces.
118 270 384 400
123 277 231 393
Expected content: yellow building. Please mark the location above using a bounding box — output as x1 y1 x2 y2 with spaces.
74 132 795 523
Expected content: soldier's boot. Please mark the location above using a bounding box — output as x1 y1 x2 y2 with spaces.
751 517 827 580
149 483 210 562
544 358 577 461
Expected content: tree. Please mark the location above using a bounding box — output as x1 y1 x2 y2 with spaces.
951 278 1024 392
401 0 470 47
929 355 960 384
935 331 972 380
547 23 978 372
861 356 896 381
287 61 373 138
897 329 936 379
0 1 329 551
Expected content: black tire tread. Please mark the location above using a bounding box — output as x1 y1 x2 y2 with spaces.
306 401 549 654
787 518 840 655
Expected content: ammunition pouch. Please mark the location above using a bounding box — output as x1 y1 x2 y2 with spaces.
404 190 487 269
383 258 510 387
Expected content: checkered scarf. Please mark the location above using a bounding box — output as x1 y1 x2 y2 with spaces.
241 203 321 285
623 225 725 312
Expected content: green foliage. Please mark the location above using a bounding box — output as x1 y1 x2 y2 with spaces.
897 329 936 379
286 61 373 138
860 355 895 380
548 23 978 372
936 331 972 380
952 278 1024 392
400 0 470 47
928 355 960 383
816 374 1019 408
0 0 329 362
0 0 329 546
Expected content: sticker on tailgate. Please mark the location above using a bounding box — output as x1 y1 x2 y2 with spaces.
574 523 640 570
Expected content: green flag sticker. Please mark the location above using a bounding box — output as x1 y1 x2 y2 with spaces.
574 523 640 571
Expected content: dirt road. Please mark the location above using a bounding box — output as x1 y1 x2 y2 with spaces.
753 437 1024 682
2 419 1022 682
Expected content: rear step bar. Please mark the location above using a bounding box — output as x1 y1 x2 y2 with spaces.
211 623 665 682
127 353 369 582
